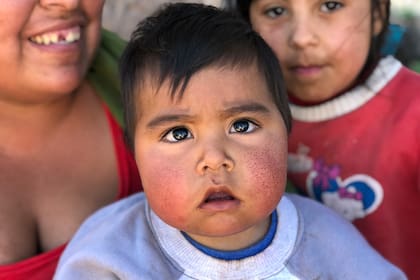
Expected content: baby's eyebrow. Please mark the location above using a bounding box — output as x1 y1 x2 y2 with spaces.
222 103 270 118
146 114 192 129
146 103 270 128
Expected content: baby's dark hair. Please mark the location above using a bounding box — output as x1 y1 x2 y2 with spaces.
119 3 291 150
224 0 390 81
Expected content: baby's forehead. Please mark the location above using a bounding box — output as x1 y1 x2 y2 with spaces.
133 67 271 122
136 62 267 101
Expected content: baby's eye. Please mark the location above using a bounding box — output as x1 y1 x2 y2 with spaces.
162 127 192 142
264 6 285 19
229 119 259 134
321 1 343 12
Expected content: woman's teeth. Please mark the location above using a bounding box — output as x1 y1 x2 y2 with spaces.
30 30 80 45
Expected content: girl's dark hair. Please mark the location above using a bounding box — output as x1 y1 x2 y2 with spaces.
365 0 391 72
120 3 291 150
224 0 391 83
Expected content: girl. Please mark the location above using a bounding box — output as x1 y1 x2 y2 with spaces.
226 0 420 278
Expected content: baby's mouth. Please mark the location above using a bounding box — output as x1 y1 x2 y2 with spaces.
29 26 81 46
204 191 235 203
200 189 239 211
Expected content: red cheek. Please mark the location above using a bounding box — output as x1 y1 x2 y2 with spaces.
140 159 188 224
141 161 176 199
244 147 287 205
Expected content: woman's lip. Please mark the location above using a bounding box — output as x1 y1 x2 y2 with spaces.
28 24 81 38
26 16 86 38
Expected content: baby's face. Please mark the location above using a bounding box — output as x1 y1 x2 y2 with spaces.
134 65 288 250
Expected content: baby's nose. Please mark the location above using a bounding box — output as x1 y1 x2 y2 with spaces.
196 140 235 175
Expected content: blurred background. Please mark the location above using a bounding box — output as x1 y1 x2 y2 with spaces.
102 0 222 40
391 0 420 71
102 0 420 72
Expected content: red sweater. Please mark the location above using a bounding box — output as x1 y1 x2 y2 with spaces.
287 56 420 279
0 106 142 280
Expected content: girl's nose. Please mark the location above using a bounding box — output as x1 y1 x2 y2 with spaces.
288 17 318 49
196 139 235 175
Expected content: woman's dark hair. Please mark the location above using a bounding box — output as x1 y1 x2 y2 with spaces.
120 3 292 150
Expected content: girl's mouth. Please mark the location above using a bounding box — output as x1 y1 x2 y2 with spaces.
291 65 322 77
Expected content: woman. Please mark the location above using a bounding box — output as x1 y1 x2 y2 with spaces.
0 1 141 279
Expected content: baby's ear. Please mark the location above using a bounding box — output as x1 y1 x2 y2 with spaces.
373 0 388 36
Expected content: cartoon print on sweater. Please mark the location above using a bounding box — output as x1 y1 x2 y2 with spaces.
288 145 383 221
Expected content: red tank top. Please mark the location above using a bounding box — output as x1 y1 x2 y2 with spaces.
0 105 142 280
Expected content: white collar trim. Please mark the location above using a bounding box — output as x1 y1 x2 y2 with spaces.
290 56 402 122
147 196 299 279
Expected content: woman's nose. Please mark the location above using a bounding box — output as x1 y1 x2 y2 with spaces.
39 0 80 10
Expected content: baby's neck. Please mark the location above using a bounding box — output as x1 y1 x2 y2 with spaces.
182 211 277 259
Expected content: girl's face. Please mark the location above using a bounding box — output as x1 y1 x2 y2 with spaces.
0 0 104 104
249 0 383 102
134 65 288 250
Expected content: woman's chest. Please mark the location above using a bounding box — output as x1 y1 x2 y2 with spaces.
0 127 118 265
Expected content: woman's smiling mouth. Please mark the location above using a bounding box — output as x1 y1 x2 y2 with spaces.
29 26 81 46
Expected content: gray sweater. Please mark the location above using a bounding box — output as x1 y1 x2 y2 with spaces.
54 193 406 279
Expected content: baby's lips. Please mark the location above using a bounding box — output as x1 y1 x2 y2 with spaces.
205 191 235 203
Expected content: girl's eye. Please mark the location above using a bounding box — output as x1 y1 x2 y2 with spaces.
162 127 192 142
229 119 259 134
321 1 343 12
264 7 285 19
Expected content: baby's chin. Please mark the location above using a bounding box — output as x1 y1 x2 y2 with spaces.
182 214 273 251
